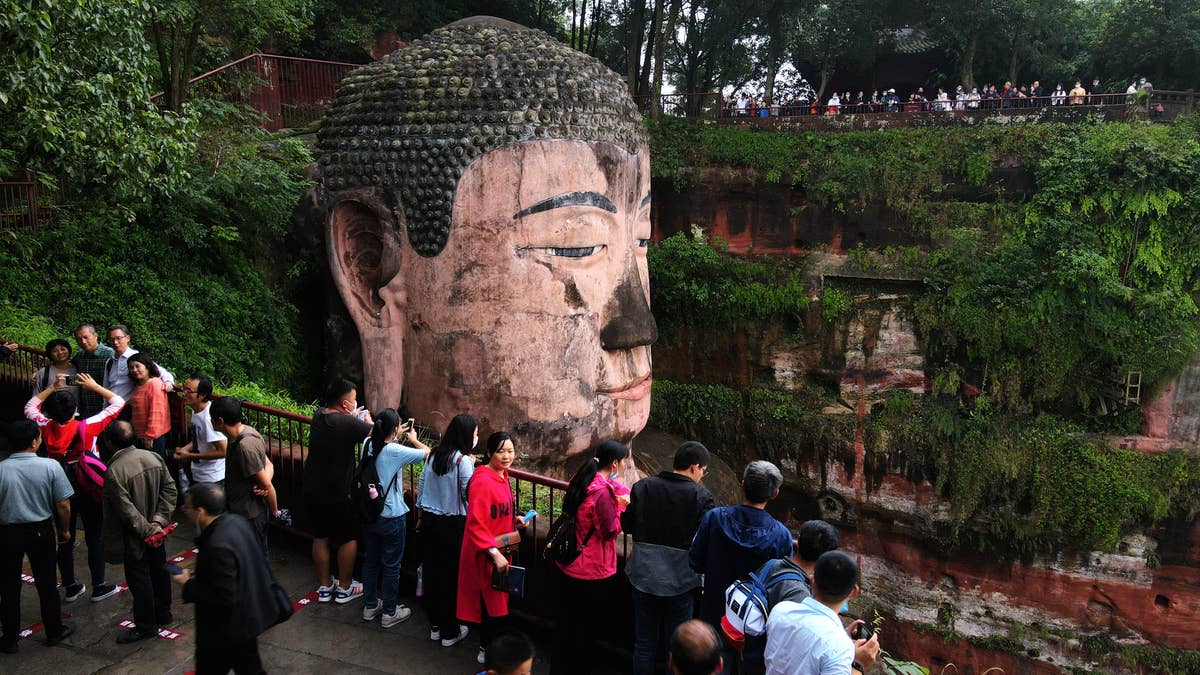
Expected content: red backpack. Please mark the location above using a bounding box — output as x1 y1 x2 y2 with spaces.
70 421 107 501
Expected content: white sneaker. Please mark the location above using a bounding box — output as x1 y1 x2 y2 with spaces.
477 647 486 665
317 584 335 603
362 600 382 621
429 627 441 641
381 605 412 628
334 580 363 604
440 625 469 647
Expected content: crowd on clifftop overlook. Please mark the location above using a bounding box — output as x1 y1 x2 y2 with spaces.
724 75 1157 117
2 326 883 675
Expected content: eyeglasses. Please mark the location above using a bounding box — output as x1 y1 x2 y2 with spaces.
107 335 129 344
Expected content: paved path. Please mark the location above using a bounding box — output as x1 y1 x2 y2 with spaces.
3 529 616 674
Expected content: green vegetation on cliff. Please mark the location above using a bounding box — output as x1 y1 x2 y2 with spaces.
0 101 316 392
650 380 1200 557
648 118 1200 419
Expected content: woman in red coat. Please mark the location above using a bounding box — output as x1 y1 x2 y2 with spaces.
457 432 529 665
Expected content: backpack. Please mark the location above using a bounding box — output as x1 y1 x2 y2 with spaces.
75 450 108 502
66 420 106 502
722 559 807 651
542 511 592 565
351 438 398 525
542 482 614 565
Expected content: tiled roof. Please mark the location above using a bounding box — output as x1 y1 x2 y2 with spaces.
882 27 938 55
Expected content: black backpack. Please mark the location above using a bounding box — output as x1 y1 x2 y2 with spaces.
352 438 398 525
542 511 595 565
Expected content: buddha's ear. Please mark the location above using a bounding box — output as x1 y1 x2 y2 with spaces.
327 196 406 330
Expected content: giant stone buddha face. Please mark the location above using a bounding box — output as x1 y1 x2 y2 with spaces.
315 17 656 461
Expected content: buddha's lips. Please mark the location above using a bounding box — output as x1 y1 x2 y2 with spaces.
599 373 652 400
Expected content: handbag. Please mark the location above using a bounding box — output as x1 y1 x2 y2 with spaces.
493 530 521 553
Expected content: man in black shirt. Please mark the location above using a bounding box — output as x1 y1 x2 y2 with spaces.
174 483 279 675
304 378 372 603
622 441 715 675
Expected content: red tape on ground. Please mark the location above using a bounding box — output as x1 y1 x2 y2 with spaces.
23 548 198 585
16 613 70 640
180 589 320 675
115 619 183 641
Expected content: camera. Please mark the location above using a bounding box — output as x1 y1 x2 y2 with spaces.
65 374 79 386
853 621 874 641
401 418 415 431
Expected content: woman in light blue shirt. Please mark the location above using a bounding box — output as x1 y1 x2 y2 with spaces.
360 409 430 627
416 413 477 648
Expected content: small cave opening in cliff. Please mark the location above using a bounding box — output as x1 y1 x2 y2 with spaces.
1155 594 1171 609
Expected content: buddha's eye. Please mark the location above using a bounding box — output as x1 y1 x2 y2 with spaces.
531 246 601 258
635 238 650 248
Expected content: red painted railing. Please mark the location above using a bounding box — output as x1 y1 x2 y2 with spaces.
0 171 59 232
151 53 360 131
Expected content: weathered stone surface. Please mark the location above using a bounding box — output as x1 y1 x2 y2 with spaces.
311 18 656 461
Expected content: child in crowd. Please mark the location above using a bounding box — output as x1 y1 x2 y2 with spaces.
478 632 534 675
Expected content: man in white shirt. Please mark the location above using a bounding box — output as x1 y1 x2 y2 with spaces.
173 375 227 489
764 551 880 675
102 324 174 400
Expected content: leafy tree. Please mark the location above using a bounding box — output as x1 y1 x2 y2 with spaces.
1093 0 1200 90
921 0 1007 89
789 0 882 99
0 0 195 201
149 0 313 111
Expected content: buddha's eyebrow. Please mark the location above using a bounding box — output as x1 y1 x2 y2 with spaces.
513 191 617 219
640 193 651 209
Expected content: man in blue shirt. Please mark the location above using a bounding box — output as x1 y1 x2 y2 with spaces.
689 461 793 672
763 552 881 675
0 420 75 653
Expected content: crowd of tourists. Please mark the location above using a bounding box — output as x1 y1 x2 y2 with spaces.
723 75 1156 117
1 324 883 675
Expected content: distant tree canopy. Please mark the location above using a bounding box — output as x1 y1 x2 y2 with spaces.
290 0 1199 108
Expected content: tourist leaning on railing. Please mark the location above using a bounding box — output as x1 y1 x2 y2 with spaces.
549 440 631 675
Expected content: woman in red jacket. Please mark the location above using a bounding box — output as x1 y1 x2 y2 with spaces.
549 440 631 675
457 432 529 665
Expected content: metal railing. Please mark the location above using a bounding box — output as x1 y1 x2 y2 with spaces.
647 89 1197 125
152 53 360 131
0 171 58 232
634 91 724 119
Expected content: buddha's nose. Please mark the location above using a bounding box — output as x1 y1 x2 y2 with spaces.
600 264 658 350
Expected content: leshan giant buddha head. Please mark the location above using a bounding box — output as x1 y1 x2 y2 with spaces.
315 16 656 461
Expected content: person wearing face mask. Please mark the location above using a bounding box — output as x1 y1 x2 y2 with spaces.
359 409 431 628
304 378 373 604
417 414 479 650
458 431 531 665
550 440 632 675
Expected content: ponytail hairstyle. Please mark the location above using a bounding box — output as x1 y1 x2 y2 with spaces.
369 408 400 455
433 413 476 475
485 431 512 462
562 440 629 517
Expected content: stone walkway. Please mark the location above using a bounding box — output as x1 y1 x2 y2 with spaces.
3 528 616 674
